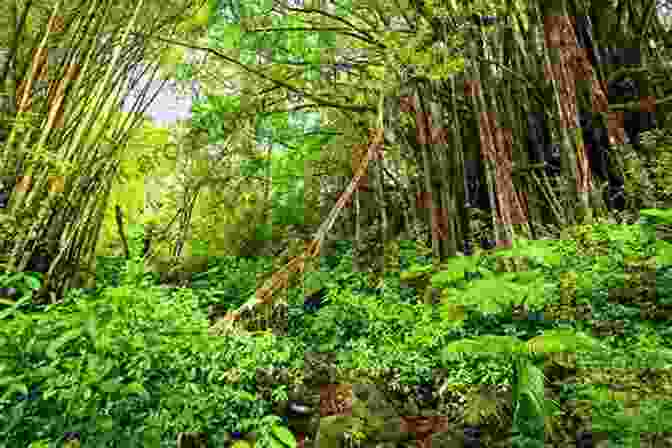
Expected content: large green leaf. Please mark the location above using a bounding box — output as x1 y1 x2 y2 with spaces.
526 329 603 355
656 240 672 266
641 208 672 224
441 335 526 357
271 424 297 448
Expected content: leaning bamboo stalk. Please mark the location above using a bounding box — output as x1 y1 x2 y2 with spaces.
211 124 385 335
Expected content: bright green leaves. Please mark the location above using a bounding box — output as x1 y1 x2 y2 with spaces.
442 334 528 358
284 15 309 56
239 0 274 17
270 180 305 226
430 256 481 286
174 63 194 81
209 21 242 49
191 95 241 144
270 424 297 448
492 238 564 268
381 21 467 82
232 441 253 448
640 208 672 266
214 0 244 24
256 112 289 148
46 329 83 360
441 327 598 438
194 95 241 116
0 379 28 402
239 157 271 177
526 329 604 355
245 108 336 229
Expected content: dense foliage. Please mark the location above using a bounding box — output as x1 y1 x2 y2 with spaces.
2 0 672 447
2 209 672 447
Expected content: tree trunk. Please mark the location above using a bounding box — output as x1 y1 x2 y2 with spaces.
412 86 443 266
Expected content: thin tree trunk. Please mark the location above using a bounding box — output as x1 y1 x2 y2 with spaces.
354 187 361 272
413 86 442 267
427 87 459 259
115 204 130 259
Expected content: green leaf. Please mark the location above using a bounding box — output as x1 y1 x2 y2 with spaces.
0 382 28 401
97 416 115 432
656 240 672 265
175 63 194 81
442 335 525 357
83 316 96 346
0 295 31 319
31 366 58 379
494 239 563 267
99 379 122 394
232 441 252 448
512 360 547 427
271 424 297 448
526 329 603 354
270 438 290 448
431 257 478 285
46 328 82 359
500 271 540 284
121 382 146 395
26 275 42 289
187 382 202 394
443 277 519 313
641 208 672 224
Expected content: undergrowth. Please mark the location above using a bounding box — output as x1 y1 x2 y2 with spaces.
1 208 672 447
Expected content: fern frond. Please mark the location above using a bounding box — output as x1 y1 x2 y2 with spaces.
526 329 603 355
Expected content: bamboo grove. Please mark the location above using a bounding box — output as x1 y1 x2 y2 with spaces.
216 0 672 333
0 0 199 302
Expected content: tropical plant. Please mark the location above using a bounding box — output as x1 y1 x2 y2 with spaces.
441 329 605 444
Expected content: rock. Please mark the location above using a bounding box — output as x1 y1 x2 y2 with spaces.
314 384 414 448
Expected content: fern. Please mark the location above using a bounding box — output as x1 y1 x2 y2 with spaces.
439 274 548 314
489 238 564 268
430 256 481 285
442 329 601 434
526 328 604 354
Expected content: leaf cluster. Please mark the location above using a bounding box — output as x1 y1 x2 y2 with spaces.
0 278 303 446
